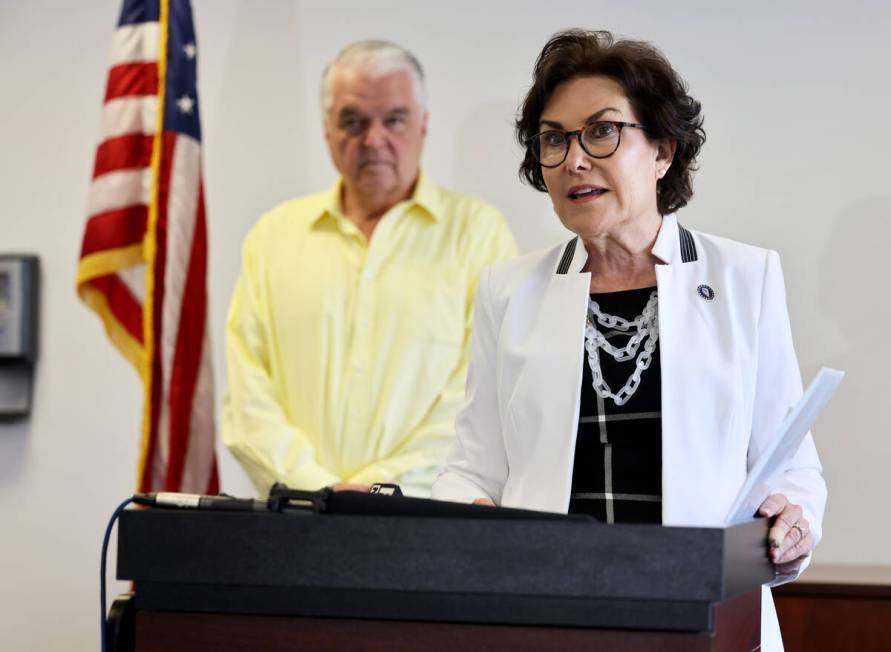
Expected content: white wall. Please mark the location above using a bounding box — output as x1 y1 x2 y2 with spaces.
1 1 889 649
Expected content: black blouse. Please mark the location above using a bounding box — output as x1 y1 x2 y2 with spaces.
568 286 663 524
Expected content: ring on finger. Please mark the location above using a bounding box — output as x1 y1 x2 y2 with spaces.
790 523 806 542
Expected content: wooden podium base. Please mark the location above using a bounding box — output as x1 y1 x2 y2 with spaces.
121 589 760 652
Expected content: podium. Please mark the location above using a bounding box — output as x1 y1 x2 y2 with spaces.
109 497 773 651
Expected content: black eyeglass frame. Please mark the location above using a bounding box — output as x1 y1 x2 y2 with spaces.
525 121 647 168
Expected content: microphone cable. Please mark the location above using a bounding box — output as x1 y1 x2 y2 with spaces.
97 485 336 650
99 496 134 652
97 492 266 652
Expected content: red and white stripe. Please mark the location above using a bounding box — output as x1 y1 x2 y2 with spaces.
80 16 218 494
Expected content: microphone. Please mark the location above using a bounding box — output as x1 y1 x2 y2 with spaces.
133 492 269 512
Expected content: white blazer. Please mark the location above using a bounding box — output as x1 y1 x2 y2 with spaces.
433 214 826 651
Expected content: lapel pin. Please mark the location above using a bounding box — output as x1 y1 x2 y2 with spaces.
697 284 716 301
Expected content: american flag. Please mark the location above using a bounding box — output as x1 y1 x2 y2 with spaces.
77 0 218 494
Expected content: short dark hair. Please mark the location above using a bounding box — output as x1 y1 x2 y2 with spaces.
516 30 705 215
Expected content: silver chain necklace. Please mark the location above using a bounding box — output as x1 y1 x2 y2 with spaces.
584 290 659 406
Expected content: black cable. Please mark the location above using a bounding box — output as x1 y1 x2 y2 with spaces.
100 497 134 652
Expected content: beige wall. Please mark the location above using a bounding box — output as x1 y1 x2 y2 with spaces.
1 1 889 649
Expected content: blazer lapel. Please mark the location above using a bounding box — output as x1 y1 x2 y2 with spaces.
656 217 740 526
503 238 589 513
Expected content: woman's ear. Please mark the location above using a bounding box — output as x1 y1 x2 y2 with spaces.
656 138 677 179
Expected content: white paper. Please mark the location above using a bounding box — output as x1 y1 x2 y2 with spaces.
725 367 844 525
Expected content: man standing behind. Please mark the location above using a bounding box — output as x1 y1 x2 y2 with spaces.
223 41 516 497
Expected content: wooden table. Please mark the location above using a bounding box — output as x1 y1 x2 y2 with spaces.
773 564 891 651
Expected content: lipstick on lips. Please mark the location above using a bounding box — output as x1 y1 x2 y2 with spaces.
567 185 608 203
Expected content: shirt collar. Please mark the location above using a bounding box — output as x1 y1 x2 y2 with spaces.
312 169 442 227
650 213 679 265
410 170 443 221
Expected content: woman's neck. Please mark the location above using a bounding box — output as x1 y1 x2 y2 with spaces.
580 213 662 292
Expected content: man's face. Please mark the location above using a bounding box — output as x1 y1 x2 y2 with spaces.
325 67 427 207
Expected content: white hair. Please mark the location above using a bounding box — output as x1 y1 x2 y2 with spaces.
320 40 427 118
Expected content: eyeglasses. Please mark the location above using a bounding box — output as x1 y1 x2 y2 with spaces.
525 121 647 167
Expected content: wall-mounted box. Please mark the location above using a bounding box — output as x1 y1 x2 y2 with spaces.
0 255 39 418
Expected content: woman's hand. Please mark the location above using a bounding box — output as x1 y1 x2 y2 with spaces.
473 497 496 506
759 493 814 574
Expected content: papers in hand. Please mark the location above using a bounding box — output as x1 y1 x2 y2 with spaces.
725 367 844 525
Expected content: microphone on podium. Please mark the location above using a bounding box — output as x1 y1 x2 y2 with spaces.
132 483 405 514
132 492 269 512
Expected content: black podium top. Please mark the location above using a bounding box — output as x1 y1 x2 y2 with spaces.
117 500 772 632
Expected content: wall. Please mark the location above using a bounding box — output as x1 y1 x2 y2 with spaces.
0 1 888 649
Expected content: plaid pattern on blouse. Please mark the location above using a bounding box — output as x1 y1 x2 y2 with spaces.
568 286 662 524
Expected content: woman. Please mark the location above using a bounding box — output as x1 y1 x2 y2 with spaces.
432 30 825 650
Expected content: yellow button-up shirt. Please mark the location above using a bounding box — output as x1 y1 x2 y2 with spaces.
223 172 517 496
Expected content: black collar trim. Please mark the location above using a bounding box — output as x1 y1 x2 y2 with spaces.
556 237 577 274
678 224 698 263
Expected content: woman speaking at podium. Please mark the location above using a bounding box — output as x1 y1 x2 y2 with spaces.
432 30 826 650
